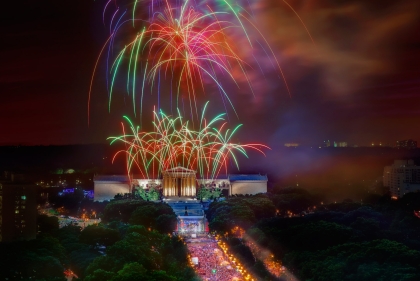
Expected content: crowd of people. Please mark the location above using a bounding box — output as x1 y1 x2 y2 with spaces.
187 236 243 281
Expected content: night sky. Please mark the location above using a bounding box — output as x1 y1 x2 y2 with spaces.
1 0 419 147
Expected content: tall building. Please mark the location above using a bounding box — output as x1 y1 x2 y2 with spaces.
383 160 420 199
0 182 38 242
396 139 417 149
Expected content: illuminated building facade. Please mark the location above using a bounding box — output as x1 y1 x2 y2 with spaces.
383 160 420 199
0 182 37 242
162 167 197 197
93 167 267 201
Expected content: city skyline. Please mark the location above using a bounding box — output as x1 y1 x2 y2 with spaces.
1 0 419 148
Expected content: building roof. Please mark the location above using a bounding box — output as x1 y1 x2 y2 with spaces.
228 174 268 181
198 175 229 180
93 175 130 182
164 166 195 173
94 172 268 182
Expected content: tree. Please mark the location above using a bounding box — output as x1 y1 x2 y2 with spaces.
112 262 147 281
79 225 120 247
129 205 158 227
135 188 148 200
196 187 212 200
69 248 101 278
84 269 116 281
37 214 59 234
230 204 256 228
148 186 160 201
243 196 276 220
155 214 177 233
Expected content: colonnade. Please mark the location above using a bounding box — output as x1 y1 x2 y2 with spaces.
163 174 196 197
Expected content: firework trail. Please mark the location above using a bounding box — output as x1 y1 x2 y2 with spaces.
89 1 317 181
108 102 270 179
90 0 289 120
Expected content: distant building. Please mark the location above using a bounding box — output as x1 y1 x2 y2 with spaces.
334 141 348 148
284 143 299 148
396 139 417 149
93 175 130 202
0 182 38 242
323 140 331 147
93 166 268 201
229 174 268 195
383 160 420 199
338 142 348 147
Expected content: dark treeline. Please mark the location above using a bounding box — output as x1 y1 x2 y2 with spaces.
206 189 420 281
0 199 197 281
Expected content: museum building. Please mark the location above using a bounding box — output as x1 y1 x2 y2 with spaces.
93 166 268 201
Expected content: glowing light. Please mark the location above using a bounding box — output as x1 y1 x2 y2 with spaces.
108 102 270 179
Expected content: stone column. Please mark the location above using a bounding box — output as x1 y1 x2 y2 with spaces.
172 177 175 196
168 176 171 196
163 176 167 196
191 176 195 196
190 176 193 196
162 176 165 196
185 177 188 196
188 176 192 196
189 176 192 196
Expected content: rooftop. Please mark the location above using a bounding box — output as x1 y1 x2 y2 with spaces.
228 174 268 181
93 175 130 182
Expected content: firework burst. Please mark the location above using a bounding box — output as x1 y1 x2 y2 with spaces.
108 102 270 179
90 0 289 120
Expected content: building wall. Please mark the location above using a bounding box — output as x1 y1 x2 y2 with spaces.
197 179 230 188
0 183 37 242
383 160 420 198
383 166 392 187
135 179 162 188
94 182 130 202
231 181 267 195
93 172 269 200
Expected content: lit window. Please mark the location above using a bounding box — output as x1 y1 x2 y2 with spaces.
15 210 19 214
21 196 26 200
